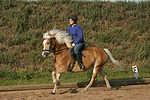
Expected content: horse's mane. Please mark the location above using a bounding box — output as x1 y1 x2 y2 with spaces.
43 29 72 48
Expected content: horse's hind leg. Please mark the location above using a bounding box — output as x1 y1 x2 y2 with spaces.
81 66 100 92
99 68 111 89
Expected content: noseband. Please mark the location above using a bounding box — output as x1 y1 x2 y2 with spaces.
43 39 55 53
43 38 68 55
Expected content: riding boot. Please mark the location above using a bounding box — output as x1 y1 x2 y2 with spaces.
76 53 85 69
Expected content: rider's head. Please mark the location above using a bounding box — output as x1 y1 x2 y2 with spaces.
68 14 78 25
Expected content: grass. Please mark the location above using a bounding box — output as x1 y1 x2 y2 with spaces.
0 64 149 86
0 0 149 86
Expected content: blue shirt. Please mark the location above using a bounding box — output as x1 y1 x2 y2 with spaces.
67 24 85 44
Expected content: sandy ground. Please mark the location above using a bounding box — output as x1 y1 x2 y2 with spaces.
0 84 150 100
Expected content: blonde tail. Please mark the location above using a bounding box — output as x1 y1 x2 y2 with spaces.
104 49 123 70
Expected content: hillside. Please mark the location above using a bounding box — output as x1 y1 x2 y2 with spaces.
0 0 149 73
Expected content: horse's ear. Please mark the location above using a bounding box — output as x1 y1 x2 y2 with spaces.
42 32 46 36
48 31 51 36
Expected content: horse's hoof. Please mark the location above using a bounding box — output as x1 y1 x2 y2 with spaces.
105 87 112 91
49 92 55 95
81 89 87 93
81 90 84 93
108 86 112 90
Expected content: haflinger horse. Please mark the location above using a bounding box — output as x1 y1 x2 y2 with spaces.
42 29 123 95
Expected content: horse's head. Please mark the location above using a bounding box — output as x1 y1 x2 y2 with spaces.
42 33 55 57
42 29 73 57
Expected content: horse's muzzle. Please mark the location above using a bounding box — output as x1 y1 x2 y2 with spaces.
42 50 50 57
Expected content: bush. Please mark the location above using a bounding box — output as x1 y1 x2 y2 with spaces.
0 69 33 80
0 51 16 64
15 5 33 33
6 34 30 46
1 0 17 9
27 51 45 65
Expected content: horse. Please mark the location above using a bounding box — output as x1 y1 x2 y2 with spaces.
42 29 123 95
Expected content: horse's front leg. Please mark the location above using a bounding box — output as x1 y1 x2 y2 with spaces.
50 70 61 95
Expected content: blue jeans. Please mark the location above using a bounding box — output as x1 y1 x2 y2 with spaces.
74 43 85 54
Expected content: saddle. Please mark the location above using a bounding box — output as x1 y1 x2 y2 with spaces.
68 45 86 71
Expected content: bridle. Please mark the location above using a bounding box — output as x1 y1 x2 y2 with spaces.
49 39 56 53
43 38 55 54
43 38 68 55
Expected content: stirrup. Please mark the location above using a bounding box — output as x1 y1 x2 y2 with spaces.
79 63 84 69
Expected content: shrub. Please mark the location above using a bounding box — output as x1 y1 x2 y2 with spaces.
0 51 16 64
0 69 33 80
1 0 17 9
15 6 33 33
27 51 45 65
6 34 30 46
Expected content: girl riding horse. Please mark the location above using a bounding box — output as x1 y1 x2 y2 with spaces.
67 14 85 69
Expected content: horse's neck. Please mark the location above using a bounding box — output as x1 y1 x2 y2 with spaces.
52 38 68 51
54 42 69 55
53 38 70 55
56 44 68 50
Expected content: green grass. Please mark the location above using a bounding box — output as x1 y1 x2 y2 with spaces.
0 65 149 86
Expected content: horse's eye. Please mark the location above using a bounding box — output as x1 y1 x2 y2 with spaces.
47 43 50 44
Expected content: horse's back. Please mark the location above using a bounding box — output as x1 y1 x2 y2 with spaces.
84 46 106 54
82 46 108 66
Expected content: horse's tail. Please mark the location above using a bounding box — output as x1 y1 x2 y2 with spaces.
104 49 123 70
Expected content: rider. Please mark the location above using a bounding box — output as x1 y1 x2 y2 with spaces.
67 14 85 69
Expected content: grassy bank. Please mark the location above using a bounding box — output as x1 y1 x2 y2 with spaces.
0 0 150 86
0 65 149 86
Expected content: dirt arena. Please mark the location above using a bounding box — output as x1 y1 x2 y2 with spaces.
0 84 150 100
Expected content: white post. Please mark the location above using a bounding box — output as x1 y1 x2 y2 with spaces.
132 65 139 79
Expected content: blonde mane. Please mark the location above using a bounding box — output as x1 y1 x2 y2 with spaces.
43 29 72 48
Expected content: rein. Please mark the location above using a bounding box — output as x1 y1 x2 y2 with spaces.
49 39 68 55
54 48 68 55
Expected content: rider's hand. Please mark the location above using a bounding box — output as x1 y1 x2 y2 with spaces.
72 43 75 47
